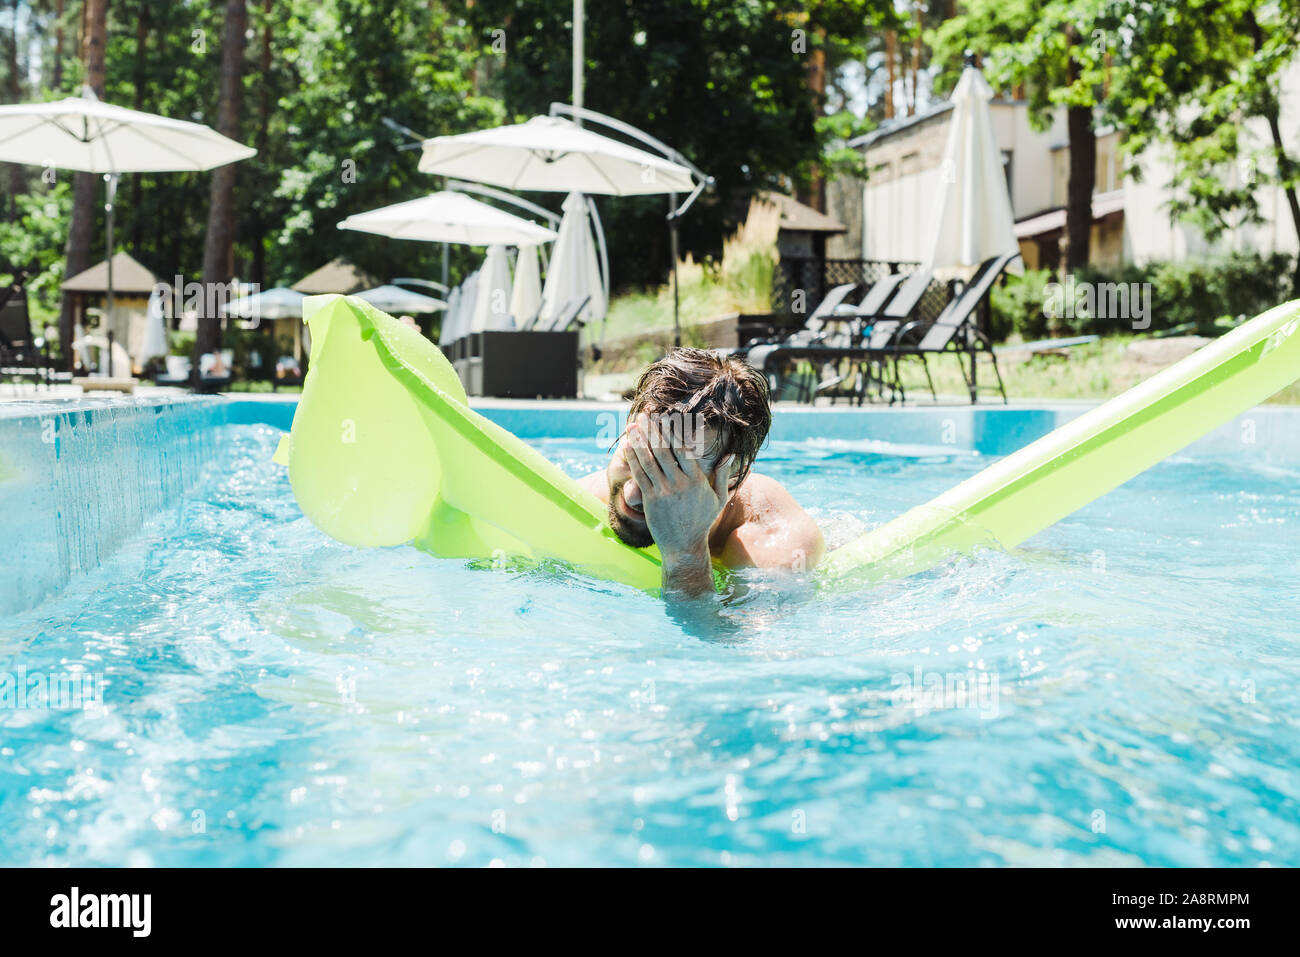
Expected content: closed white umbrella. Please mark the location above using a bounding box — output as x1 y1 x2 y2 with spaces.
538 192 607 330
353 284 447 314
439 286 462 345
470 245 514 332
137 285 170 364
337 190 557 246
220 286 306 322
419 115 695 195
456 270 480 340
510 244 543 328
927 65 1022 279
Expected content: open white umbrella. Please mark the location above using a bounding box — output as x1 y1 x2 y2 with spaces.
469 245 514 332
337 191 557 246
510 244 543 328
0 92 258 172
0 88 256 375
419 115 695 195
926 65 1022 279
538 192 607 331
353 284 446 315
220 286 306 323
419 106 708 343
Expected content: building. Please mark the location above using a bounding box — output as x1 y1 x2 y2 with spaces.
61 251 160 369
827 58 1300 272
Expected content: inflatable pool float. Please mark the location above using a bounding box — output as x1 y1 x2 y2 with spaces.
275 295 1300 593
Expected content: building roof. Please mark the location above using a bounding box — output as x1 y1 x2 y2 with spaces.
847 96 1026 152
291 257 380 294
62 251 159 294
1014 191 1125 239
847 102 954 151
758 191 846 233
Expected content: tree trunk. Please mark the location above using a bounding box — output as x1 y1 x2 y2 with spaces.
53 0 65 89
884 30 895 120
1062 33 1095 272
800 38 826 213
1245 11 1300 295
129 2 150 255
57 0 107 371
198 0 248 363
252 0 272 288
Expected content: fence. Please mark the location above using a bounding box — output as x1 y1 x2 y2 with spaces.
771 256 952 329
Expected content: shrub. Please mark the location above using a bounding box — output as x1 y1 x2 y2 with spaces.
989 251 1296 342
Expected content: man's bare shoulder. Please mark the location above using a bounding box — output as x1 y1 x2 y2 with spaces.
720 472 825 570
733 471 803 519
577 470 607 500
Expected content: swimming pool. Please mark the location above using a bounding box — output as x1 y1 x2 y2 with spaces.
2 398 1298 866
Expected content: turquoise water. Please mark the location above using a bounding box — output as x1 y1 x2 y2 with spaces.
2 421 1298 866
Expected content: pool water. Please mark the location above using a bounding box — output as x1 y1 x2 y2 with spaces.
2 422 1298 866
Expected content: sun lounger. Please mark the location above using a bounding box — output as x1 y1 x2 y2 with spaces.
879 252 1018 404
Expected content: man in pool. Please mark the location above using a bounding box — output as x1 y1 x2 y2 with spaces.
578 348 824 598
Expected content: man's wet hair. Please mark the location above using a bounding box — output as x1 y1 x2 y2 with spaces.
627 347 771 487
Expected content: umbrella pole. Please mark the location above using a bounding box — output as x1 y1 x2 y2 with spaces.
442 242 449 289
669 192 681 348
104 173 118 377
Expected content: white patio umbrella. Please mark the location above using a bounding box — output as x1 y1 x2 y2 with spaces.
926 65 1022 280
538 192 607 331
509 244 543 328
353 284 447 314
0 91 258 172
419 115 695 195
0 87 256 375
419 106 708 344
220 286 306 323
469 245 514 332
337 191 557 246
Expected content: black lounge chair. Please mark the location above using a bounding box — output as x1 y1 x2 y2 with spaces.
749 273 919 403
0 291 52 388
880 252 1018 405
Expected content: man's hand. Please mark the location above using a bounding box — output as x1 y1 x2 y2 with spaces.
625 412 731 597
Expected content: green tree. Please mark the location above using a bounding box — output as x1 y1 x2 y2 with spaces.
1107 0 1300 293
467 0 892 287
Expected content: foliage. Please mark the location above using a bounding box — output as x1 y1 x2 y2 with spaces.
0 179 72 324
466 0 893 285
603 196 780 344
1103 0 1300 256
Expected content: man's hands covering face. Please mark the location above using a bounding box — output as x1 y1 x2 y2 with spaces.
624 411 733 565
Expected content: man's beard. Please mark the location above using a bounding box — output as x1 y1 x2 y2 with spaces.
607 481 654 548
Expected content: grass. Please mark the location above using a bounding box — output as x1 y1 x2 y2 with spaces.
811 335 1300 405
600 197 778 345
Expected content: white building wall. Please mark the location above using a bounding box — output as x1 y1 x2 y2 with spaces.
858 102 1065 262
1124 57 1300 264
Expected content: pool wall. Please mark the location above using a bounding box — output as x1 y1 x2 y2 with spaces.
4 395 1297 616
